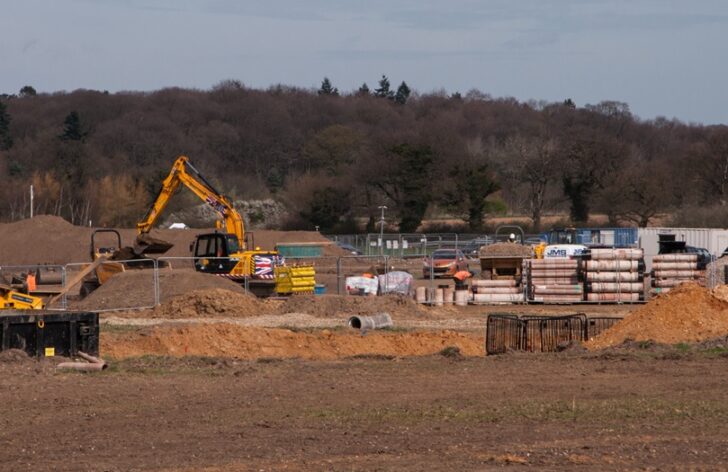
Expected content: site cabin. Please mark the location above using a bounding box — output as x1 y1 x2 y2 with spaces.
544 228 638 248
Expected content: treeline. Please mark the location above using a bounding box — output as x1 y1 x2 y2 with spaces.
0 77 727 231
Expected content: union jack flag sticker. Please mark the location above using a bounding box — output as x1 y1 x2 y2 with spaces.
253 255 275 279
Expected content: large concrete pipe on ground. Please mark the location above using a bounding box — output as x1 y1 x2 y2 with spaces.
348 313 393 330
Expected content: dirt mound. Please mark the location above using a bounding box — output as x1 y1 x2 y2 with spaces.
275 294 425 319
126 288 265 319
75 269 247 310
0 215 91 265
0 349 31 363
0 216 335 265
479 243 532 257
588 283 728 348
101 324 484 360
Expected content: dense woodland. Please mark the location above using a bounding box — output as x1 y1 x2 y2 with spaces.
0 77 727 232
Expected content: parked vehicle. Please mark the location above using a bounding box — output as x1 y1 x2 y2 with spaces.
461 237 492 258
337 242 362 255
423 249 469 278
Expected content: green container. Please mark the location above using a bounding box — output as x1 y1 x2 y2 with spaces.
276 244 323 258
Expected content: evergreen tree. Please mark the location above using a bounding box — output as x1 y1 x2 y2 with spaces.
394 81 411 104
374 75 394 99
318 77 339 96
60 111 87 141
0 101 12 151
357 83 370 96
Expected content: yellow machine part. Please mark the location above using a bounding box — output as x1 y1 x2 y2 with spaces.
274 265 316 294
0 288 44 310
95 261 126 285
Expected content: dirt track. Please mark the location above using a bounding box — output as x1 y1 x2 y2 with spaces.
2 352 728 471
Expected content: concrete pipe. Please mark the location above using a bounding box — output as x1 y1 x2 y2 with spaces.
348 313 393 330
589 248 643 260
443 287 454 304
472 286 521 294
585 271 639 282
454 289 469 306
434 288 444 306
585 260 638 271
653 270 703 278
586 292 640 302
652 262 699 271
57 362 108 372
415 286 427 304
471 279 517 287
530 269 580 278
653 254 698 263
588 282 643 293
531 294 584 303
532 285 584 294
472 293 524 303
530 276 580 285
530 259 579 269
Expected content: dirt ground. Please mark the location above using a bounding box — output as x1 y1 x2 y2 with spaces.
2 350 728 471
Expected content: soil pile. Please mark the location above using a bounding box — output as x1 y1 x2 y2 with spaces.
479 243 532 258
0 215 91 265
588 283 728 348
0 216 335 265
123 288 265 319
101 324 484 360
275 294 426 319
75 269 247 310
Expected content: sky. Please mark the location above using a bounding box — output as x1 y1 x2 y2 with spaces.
2 0 727 124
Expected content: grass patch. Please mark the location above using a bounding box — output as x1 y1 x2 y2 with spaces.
345 354 396 361
439 346 463 359
674 342 691 352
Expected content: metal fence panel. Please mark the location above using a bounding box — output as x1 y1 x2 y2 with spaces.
485 314 523 354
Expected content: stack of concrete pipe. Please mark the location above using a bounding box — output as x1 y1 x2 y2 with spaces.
528 258 583 303
651 254 704 296
471 279 524 304
584 248 644 302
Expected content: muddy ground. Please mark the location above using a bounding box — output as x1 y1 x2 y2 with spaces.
1 350 728 471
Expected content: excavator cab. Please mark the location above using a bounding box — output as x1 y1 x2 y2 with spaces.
193 233 240 274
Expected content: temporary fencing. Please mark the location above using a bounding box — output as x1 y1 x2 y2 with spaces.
63 259 158 312
485 313 624 354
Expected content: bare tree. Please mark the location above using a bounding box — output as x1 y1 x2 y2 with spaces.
496 135 560 231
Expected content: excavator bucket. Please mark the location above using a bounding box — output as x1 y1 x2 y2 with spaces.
133 233 174 256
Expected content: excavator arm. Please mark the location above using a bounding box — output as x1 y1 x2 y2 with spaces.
137 156 246 249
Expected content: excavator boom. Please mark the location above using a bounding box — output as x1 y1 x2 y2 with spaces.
137 156 246 249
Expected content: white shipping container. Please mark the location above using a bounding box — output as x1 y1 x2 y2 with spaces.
639 227 728 270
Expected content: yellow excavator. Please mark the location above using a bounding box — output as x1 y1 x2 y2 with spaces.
137 156 315 296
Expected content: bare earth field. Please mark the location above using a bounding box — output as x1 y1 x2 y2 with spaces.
2 350 728 471
3 216 728 470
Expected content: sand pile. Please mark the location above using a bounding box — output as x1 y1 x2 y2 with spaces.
275 294 426 319
75 269 247 310
101 324 484 360
588 283 728 348
479 243 532 257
